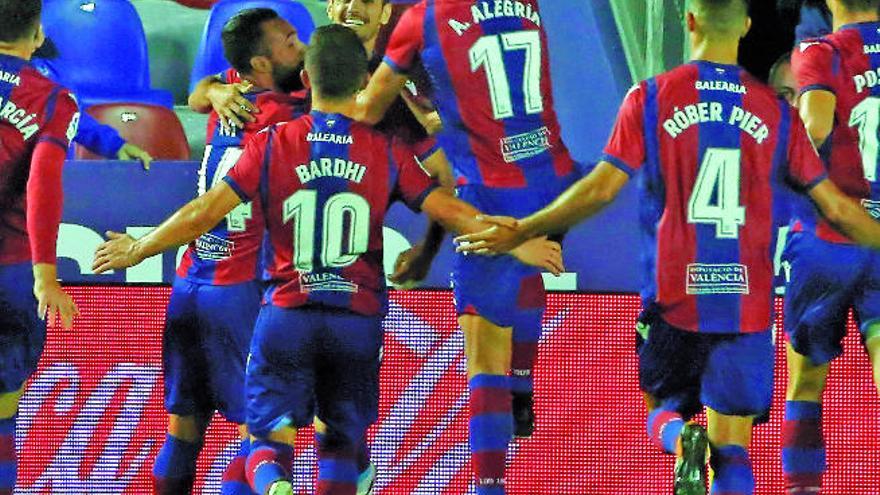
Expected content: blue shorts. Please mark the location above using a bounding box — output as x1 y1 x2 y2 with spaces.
245 305 383 444
783 231 880 365
453 177 575 327
637 309 774 419
163 277 261 424
0 263 46 393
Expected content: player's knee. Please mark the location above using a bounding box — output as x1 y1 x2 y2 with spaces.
0 387 22 420
314 417 327 435
168 414 204 443
786 345 828 402
265 424 297 448
706 408 753 448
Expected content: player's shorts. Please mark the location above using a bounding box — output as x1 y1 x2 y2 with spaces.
0 263 46 394
246 304 383 444
783 231 880 365
636 307 774 419
163 276 261 424
453 176 576 327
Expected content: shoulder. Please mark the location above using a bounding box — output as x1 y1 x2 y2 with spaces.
18 65 68 98
794 36 839 60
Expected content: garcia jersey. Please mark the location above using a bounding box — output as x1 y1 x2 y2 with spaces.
793 23 880 243
0 54 79 264
225 111 437 315
176 87 307 285
604 61 827 334
383 0 575 188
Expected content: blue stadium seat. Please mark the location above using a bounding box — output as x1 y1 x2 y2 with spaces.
42 0 173 108
189 0 315 94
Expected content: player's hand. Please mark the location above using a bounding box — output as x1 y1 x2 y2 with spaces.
455 215 524 254
92 231 143 274
33 270 78 329
207 81 257 129
116 142 153 170
401 91 443 135
509 237 565 276
389 244 434 288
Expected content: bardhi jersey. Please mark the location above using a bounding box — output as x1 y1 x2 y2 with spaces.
0 54 79 264
604 61 828 334
383 0 575 188
176 82 307 285
225 111 437 315
793 22 880 243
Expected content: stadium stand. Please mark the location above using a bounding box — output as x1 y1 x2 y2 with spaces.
74 103 190 160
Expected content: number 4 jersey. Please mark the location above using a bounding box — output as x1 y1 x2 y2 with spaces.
224 111 438 315
604 61 827 334
383 0 575 188
793 22 880 243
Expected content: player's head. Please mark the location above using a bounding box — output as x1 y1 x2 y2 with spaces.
326 0 392 50
826 0 880 15
769 51 796 104
0 0 45 59
686 0 751 42
222 8 307 93
302 24 369 102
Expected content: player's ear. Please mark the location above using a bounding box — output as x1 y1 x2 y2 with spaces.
301 68 312 91
250 55 272 75
685 11 697 34
380 1 393 26
742 16 752 39
33 24 45 51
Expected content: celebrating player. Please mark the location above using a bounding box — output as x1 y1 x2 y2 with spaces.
93 24 561 495
456 0 880 494
354 2 582 490
148 9 306 495
0 0 80 493
785 1 880 493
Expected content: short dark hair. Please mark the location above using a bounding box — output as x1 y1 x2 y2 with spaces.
689 0 750 37
305 24 368 100
221 8 279 74
0 0 41 43
839 0 880 11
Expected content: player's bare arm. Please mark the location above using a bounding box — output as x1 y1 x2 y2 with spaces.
188 74 257 127
809 179 880 248
355 62 409 125
92 182 243 274
455 162 630 254
401 91 442 135
799 89 836 147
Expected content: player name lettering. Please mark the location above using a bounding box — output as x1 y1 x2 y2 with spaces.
662 103 769 144
307 132 354 145
295 157 367 184
0 70 21 86
853 67 880 93
451 0 541 35
0 96 39 140
694 80 747 94
865 43 880 54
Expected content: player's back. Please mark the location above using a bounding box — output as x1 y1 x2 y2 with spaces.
229 111 434 315
793 25 880 242
636 62 804 334
386 0 574 188
0 54 76 264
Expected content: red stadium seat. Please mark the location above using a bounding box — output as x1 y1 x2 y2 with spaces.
174 0 219 9
75 103 190 161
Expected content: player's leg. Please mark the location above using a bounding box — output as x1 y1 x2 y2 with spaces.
0 263 47 495
315 418 375 495
196 281 263 495
245 306 317 495
153 278 212 494
509 273 546 438
702 330 774 495
781 232 860 495
857 253 880 398
313 311 384 495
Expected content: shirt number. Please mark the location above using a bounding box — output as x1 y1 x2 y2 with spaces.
849 96 880 182
687 147 746 239
469 30 544 120
283 190 371 273
198 145 252 232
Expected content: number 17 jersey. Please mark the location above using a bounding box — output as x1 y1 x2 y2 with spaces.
604 62 827 334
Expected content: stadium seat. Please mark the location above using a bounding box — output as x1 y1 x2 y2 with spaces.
75 103 191 160
189 0 316 93
174 0 219 8
42 0 174 108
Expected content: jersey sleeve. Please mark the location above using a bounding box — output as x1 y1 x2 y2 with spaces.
792 39 838 95
600 83 646 176
383 2 426 74
39 88 79 150
391 137 438 212
224 128 270 201
786 108 829 190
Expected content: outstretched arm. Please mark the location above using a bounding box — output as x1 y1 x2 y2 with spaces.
809 179 880 248
355 63 410 125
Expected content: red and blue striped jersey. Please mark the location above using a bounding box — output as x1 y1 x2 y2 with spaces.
176 88 307 285
604 62 827 334
225 111 437 315
383 0 574 188
0 54 79 264
793 23 880 243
